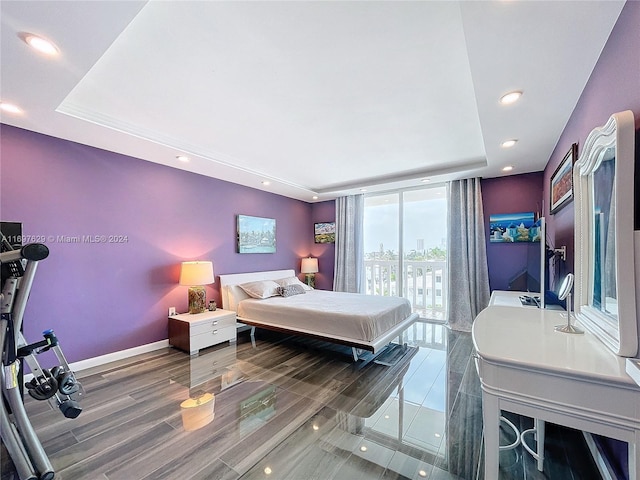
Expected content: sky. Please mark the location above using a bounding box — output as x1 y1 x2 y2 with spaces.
364 193 447 254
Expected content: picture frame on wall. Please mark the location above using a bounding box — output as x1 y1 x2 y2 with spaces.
237 214 276 253
314 222 335 244
489 212 541 243
550 143 578 214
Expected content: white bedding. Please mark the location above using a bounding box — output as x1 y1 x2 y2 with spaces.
237 290 412 343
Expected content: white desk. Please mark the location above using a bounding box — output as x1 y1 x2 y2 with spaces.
488 289 564 310
472 304 640 479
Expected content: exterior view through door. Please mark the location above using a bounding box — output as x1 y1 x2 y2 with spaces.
364 185 448 321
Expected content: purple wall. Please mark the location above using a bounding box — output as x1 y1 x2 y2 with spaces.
481 172 544 292
309 201 336 291
0 125 316 363
543 0 640 271
541 3 640 479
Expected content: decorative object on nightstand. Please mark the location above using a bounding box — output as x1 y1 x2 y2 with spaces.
301 256 318 288
180 390 215 431
179 261 214 314
208 300 217 311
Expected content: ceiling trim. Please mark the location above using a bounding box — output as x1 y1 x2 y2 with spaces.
316 158 487 195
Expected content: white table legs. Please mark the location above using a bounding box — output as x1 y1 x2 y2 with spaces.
483 390 639 479
484 392 547 476
521 419 545 471
482 392 500 479
632 429 639 480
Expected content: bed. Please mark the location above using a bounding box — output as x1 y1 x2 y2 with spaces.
219 269 418 361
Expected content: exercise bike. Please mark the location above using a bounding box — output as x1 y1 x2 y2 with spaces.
1 233 84 480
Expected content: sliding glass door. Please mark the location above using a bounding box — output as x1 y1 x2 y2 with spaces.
364 185 447 320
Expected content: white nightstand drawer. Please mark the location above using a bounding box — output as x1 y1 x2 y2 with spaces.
190 325 236 351
190 313 236 336
168 308 238 355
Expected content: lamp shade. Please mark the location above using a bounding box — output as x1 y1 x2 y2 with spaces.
179 261 214 286
301 257 319 274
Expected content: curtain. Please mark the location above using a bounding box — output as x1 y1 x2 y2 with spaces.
447 178 490 332
334 194 364 293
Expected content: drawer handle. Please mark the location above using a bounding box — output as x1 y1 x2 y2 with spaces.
212 321 219 326
212 330 218 335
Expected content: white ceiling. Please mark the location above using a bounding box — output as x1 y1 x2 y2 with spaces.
0 1 625 202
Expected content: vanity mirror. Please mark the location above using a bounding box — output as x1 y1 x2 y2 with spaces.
573 110 638 357
555 273 583 334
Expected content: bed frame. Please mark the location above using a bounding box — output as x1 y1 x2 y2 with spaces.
219 269 418 361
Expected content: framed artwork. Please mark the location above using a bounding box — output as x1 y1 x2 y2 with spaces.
489 212 541 243
314 222 335 244
550 143 578 214
237 215 276 253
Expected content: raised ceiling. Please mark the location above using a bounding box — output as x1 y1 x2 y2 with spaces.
0 1 625 202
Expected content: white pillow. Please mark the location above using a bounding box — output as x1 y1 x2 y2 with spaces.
238 280 281 299
275 276 313 291
226 285 250 311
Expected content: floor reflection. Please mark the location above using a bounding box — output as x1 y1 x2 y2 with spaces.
238 322 473 480
2 320 597 480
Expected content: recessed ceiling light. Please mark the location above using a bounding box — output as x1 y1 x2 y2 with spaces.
21 33 59 56
501 139 518 148
312 195 318 200
360 445 368 452
262 180 271 186
264 467 272 475
176 155 189 162
0 102 23 115
421 178 430 183
500 91 523 105
312 423 319 431
360 188 367 193
418 470 428 477
502 165 514 172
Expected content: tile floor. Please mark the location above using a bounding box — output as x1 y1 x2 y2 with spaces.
1 322 603 479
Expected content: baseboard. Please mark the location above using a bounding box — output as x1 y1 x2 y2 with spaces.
69 339 170 373
583 432 615 480
23 339 170 383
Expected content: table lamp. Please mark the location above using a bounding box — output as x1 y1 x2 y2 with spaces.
179 261 214 314
301 257 318 288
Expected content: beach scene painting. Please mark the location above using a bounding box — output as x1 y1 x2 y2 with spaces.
237 214 276 253
489 212 541 243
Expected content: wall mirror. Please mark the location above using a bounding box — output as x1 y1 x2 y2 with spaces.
573 110 638 357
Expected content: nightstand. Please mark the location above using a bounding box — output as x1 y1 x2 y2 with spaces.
168 309 237 355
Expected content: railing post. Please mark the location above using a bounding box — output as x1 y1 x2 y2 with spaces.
364 259 446 317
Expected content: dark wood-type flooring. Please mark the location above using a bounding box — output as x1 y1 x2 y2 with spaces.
2 322 603 479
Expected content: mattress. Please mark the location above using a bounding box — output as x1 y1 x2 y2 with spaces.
236 290 412 343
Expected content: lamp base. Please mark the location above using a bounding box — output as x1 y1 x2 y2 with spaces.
188 286 206 314
305 273 315 289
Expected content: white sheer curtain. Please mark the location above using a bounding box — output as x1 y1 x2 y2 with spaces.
447 178 490 331
333 194 365 293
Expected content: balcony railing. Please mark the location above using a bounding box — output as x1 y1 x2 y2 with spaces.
364 259 447 321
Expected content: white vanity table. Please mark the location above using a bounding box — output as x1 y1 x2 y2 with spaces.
473 305 640 479
474 110 640 479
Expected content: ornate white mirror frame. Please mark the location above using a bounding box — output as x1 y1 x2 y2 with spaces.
573 110 637 357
